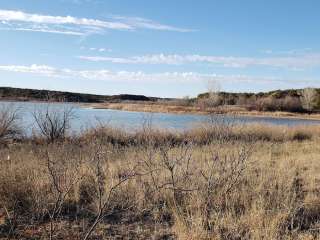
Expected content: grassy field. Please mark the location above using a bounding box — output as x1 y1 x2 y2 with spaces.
0 107 320 239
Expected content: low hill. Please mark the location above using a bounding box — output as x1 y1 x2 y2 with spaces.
0 87 157 103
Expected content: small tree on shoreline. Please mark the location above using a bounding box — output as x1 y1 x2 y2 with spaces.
300 87 318 112
206 79 221 108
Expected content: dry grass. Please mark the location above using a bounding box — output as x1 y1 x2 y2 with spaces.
84 102 320 121
0 113 320 239
79 122 320 146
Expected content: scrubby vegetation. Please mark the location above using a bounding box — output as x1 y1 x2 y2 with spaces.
197 88 320 113
86 88 320 117
0 107 320 239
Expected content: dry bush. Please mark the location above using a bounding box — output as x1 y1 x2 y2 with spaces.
0 105 22 144
37 144 84 240
128 117 255 238
199 143 253 230
33 104 75 143
80 124 130 146
79 140 137 240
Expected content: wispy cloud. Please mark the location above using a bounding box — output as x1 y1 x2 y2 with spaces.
0 64 59 76
111 16 195 33
0 26 85 36
89 47 111 52
78 53 320 70
80 46 112 52
0 9 193 36
261 48 313 55
0 64 311 86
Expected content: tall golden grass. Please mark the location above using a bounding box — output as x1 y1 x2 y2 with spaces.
0 108 320 239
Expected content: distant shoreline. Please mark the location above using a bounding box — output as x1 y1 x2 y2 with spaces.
82 102 320 121
1 99 320 121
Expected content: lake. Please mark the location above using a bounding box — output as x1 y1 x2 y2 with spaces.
1 101 320 134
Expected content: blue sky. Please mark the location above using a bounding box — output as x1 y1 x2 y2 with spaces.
0 0 319 97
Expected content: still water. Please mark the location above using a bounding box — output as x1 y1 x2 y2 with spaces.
1 101 320 134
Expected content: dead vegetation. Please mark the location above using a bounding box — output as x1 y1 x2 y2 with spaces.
0 107 320 239
0 104 22 145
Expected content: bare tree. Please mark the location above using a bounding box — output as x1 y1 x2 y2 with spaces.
0 104 22 143
300 88 318 112
206 79 221 109
33 104 75 142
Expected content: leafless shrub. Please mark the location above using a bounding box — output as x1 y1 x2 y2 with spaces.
32 104 75 143
81 141 136 240
158 143 195 203
206 114 240 144
0 105 22 144
135 113 180 147
199 142 253 230
38 144 84 240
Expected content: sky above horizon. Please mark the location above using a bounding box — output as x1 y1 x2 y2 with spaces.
0 0 320 97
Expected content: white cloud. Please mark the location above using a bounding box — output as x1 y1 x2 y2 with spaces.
78 53 320 70
111 16 195 33
81 46 112 53
0 27 85 35
261 48 313 55
88 47 109 52
0 9 131 29
0 64 58 76
0 9 193 35
0 64 304 85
